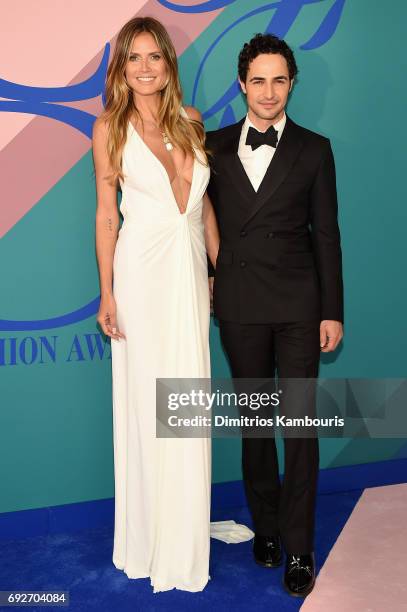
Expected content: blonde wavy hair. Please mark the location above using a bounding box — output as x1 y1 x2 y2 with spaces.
101 16 208 183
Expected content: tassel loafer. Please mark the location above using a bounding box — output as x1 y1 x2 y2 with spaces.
253 534 282 568
283 552 316 597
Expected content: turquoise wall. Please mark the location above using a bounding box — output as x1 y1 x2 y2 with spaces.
1 0 406 513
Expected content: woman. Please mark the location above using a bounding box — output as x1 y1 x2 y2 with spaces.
92 16 219 592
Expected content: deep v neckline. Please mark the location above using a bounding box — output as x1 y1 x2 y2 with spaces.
128 120 196 216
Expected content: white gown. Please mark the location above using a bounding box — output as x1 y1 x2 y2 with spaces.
110 110 253 593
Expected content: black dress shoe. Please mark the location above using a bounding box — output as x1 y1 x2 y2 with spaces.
283 552 316 597
253 534 282 567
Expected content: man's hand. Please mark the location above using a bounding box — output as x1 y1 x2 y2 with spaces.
320 320 343 352
209 277 214 314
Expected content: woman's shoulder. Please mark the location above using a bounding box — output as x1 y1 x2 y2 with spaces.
92 114 110 143
182 105 203 124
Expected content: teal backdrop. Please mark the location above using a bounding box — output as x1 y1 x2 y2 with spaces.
0 0 406 514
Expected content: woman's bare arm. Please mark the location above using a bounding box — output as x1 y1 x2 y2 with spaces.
183 105 219 266
181 105 219 311
202 191 219 269
92 117 125 340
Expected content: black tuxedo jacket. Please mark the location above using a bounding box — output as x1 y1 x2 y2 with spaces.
206 115 344 324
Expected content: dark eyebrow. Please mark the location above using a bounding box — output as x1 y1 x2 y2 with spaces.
129 50 162 57
249 75 289 82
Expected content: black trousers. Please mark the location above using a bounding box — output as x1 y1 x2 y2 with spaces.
219 319 321 554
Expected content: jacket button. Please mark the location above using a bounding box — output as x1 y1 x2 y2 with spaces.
240 230 247 237
240 260 247 268
266 232 274 238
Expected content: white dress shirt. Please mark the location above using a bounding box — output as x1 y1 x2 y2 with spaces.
238 112 287 191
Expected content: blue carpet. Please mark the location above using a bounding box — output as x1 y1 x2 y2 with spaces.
0 488 363 611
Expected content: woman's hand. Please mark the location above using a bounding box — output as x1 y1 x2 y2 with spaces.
97 294 126 341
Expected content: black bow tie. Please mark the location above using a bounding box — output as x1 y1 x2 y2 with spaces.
246 125 278 150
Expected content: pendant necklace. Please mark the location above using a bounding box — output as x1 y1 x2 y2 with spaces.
162 132 173 151
140 115 173 150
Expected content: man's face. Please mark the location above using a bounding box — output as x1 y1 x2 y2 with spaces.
239 53 293 124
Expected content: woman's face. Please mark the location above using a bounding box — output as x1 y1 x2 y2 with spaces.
124 32 168 97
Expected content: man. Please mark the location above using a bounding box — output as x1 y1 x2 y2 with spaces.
206 33 344 597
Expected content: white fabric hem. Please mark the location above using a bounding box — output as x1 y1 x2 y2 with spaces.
210 520 255 544
113 560 210 593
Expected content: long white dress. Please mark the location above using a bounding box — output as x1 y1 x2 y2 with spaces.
110 111 253 593
110 108 214 594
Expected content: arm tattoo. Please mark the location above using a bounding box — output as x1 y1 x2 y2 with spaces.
107 217 113 232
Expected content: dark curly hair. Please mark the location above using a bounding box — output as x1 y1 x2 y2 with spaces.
238 33 298 83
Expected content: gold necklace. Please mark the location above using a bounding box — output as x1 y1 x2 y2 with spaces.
162 133 173 151
139 115 173 151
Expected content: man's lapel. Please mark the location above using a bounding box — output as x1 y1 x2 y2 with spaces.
221 118 256 205
242 116 305 227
